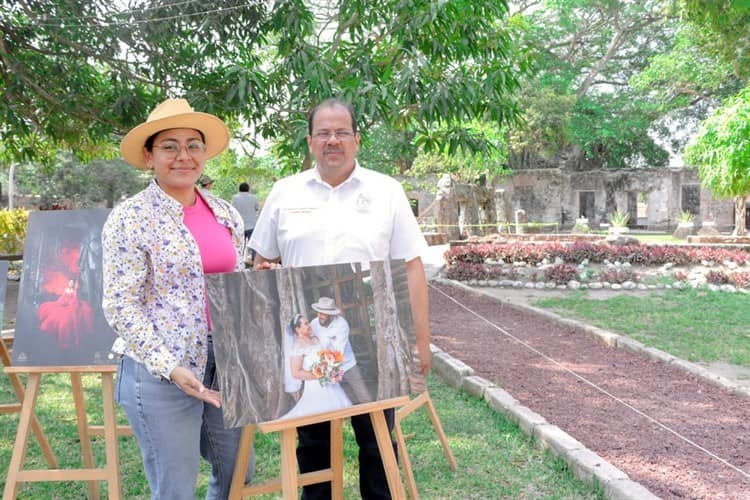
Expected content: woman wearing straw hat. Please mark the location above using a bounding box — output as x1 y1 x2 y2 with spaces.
102 98 253 499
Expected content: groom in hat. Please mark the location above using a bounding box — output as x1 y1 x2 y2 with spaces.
310 296 372 404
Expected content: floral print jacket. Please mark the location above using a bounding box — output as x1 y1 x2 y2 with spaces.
102 180 243 380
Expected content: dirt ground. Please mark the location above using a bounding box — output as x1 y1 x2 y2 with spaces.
429 281 750 499
474 285 750 389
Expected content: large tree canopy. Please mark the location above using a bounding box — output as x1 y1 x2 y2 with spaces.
684 86 750 235
675 0 750 77
506 0 674 170
0 0 522 169
676 0 750 236
0 0 267 162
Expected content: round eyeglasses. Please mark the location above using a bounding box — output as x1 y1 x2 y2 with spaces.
154 141 207 157
311 130 355 142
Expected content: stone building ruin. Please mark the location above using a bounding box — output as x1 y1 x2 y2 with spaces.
409 167 738 241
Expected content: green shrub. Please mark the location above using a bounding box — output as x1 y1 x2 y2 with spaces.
678 211 695 224
608 210 630 227
0 209 28 255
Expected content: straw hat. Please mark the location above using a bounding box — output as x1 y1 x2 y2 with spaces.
120 98 229 169
310 297 341 315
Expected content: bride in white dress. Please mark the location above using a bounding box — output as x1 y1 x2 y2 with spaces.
281 314 352 419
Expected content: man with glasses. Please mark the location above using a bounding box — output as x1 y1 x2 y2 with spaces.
250 98 431 499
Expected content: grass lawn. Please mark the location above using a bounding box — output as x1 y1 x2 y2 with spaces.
535 288 750 367
0 373 603 499
582 231 686 244
629 233 685 244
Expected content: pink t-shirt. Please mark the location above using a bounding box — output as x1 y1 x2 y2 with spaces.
183 193 236 329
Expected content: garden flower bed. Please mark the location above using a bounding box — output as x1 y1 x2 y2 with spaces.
444 240 750 292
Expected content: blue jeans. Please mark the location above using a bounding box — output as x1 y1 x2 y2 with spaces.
116 343 254 499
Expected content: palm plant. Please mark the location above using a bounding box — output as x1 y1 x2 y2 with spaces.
678 211 695 224
608 210 631 228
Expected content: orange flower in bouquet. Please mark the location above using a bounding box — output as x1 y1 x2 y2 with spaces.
310 349 345 386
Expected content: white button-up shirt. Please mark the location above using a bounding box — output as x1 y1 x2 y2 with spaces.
250 163 427 267
311 316 356 371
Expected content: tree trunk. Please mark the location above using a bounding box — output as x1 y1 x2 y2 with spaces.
204 270 285 425
733 194 747 236
371 261 412 399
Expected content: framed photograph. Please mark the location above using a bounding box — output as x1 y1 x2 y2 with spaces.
207 259 423 427
12 209 116 366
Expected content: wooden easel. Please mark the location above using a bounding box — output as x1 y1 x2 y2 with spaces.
0 334 58 470
3 365 122 500
228 396 410 499
394 390 457 500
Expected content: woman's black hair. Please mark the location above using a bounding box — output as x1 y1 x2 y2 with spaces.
144 129 206 151
289 313 305 333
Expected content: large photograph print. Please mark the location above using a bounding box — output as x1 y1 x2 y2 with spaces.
207 260 422 427
12 209 116 366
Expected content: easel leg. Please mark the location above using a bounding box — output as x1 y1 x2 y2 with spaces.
330 418 343 500
280 428 298 500
0 340 56 468
71 373 99 500
370 410 406 499
229 424 256 500
101 373 121 499
3 372 42 500
424 393 457 471
393 418 418 500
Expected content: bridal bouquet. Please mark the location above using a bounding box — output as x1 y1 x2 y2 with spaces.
310 349 345 386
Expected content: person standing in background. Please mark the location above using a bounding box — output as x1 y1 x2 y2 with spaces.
198 174 214 190
231 182 259 262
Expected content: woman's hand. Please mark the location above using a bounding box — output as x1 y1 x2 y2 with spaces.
170 366 221 408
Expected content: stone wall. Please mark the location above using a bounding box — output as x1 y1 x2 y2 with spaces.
426 167 736 235
428 174 498 240
493 167 734 231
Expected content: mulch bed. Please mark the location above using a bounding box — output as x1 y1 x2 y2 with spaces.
428 281 750 499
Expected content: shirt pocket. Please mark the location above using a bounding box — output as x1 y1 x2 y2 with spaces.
278 207 324 242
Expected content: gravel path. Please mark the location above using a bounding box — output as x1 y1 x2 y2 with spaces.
429 281 750 499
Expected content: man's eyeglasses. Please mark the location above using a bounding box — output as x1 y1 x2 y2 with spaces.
154 141 207 157
311 130 355 142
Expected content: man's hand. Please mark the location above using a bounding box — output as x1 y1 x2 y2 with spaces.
170 366 221 408
253 254 281 270
418 346 432 376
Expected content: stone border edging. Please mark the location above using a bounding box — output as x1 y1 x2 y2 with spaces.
437 277 750 399
429 343 658 500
